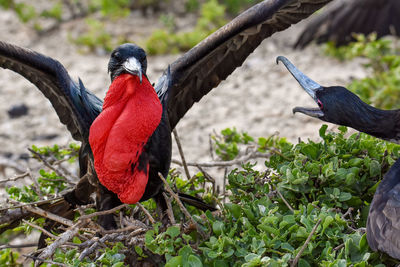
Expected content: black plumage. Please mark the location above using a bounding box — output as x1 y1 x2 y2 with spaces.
277 56 400 259
294 0 400 48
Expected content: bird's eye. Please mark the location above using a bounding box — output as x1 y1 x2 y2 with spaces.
113 52 121 59
317 99 323 109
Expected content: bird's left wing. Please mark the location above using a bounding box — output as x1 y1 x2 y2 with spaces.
367 158 400 259
155 0 332 130
0 41 103 142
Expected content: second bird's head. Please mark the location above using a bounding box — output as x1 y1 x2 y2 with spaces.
108 43 147 83
276 56 395 137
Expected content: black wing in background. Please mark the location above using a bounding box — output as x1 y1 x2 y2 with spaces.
0 41 103 142
294 0 400 48
155 0 332 130
367 158 400 259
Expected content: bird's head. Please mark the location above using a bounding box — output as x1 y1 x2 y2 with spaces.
108 43 147 83
277 56 399 139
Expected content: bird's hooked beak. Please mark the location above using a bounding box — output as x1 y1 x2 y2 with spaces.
123 57 143 84
276 56 324 118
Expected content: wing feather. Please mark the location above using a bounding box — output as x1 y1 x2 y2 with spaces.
294 0 400 48
0 41 102 142
367 158 400 259
155 0 332 129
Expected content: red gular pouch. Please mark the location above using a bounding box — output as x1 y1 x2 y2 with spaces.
89 74 162 204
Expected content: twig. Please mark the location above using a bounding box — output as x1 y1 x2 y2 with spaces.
28 148 75 185
332 243 344 252
101 225 145 234
163 192 176 225
38 221 83 260
79 233 122 261
291 219 322 267
158 172 204 236
79 204 128 220
29 170 44 198
0 197 64 212
0 243 37 249
223 167 227 204
209 134 215 160
137 203 155 224
172 151 270 168
23 254 68 267
341 207 354 220
173 129 191 180
23 204 74 227
0 171 29 184
22 219 57 239
277 191 294 212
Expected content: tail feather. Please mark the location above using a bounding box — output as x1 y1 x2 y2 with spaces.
177 192 217 212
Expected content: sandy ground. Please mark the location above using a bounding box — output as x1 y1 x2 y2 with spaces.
0 8 367 185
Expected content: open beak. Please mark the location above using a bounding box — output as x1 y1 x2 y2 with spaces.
123 57 143 83
276 56 324 118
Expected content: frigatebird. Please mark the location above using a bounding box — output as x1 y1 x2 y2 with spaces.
0 0 332 232
294 0 400 48
277 56 400 259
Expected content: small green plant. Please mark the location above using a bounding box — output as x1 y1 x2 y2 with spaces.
0 248 21 267
146 0 227 55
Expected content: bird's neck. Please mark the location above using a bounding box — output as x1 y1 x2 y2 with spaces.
345 102 400 143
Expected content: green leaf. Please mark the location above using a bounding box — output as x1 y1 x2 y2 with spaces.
166 226 181 238
165 256 182 267
188 255 203 267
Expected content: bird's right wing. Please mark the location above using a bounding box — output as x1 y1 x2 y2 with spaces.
0 41 103 142
294 0 400 48
367 158 400 259
155 0 332 130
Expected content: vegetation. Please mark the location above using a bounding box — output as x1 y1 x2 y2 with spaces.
324 34 400 109
1 125 399 265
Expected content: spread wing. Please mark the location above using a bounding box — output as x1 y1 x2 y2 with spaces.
0 41 103 142
367 158 400 259
294 0 400 48
155 0 332 130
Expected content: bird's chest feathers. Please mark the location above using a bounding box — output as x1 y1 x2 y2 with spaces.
89 74 162 203
104 75 161 159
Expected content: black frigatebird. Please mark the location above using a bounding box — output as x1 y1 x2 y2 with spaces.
277 56 400 259
0 0 332 231
294 0 400 48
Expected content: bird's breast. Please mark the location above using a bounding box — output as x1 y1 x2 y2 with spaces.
89 74 162 203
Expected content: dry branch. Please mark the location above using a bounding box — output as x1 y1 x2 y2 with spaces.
23 204 74 227
0 171 29 184
173 129 191 179
291 219 322 267
137 203 155 224
172 150 270 168
79 203 128 220
38 221 84 260
158 172 204 236
28 148 76 184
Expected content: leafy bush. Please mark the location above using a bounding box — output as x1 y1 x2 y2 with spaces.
3 127 400 265
324 34 400 109
145 126 399 266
